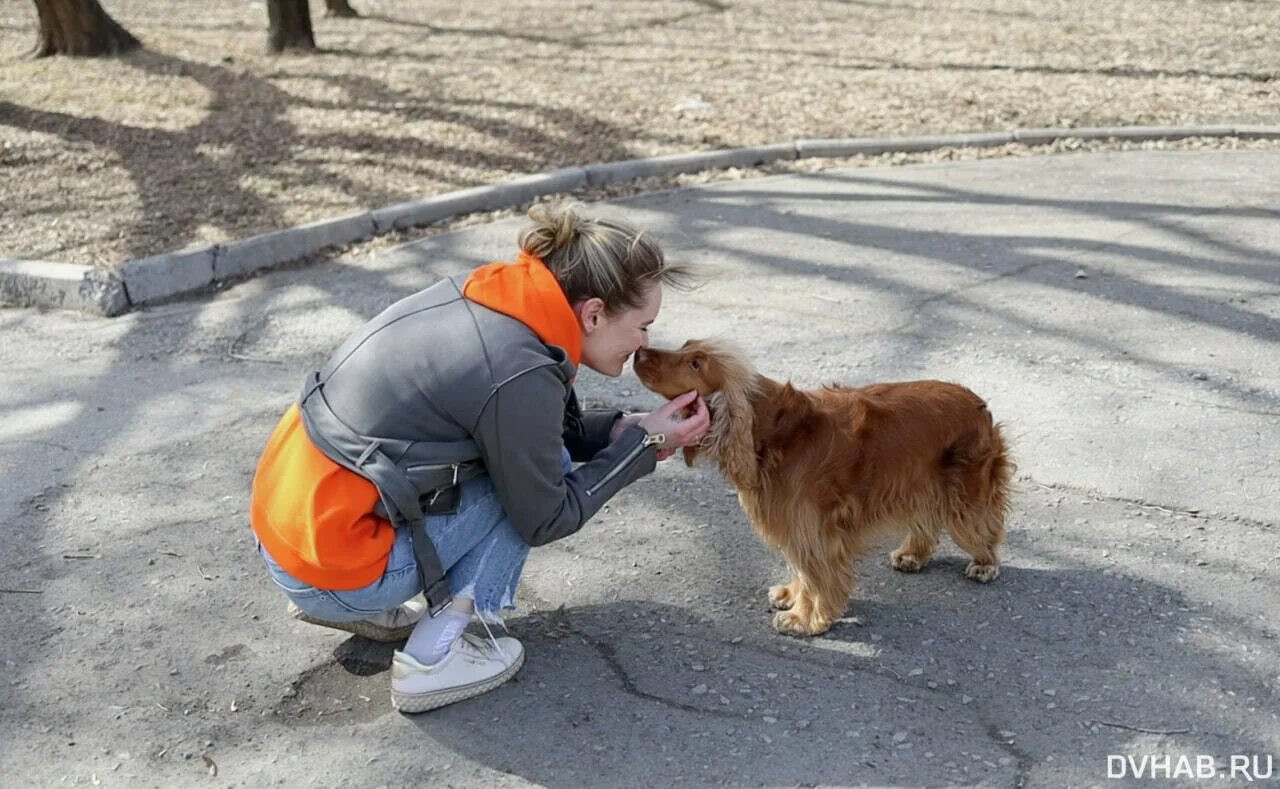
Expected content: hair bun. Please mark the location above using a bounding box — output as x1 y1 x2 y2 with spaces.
520 203 581 259
515 202 689 315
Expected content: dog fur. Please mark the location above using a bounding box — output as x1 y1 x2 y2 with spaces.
633 339 1012 636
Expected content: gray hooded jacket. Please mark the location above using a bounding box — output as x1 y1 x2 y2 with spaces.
298 275 658 613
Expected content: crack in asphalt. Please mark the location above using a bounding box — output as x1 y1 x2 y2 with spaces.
545 597 1001 721
983 721 1035 788
550 605 749 720
0 438 80 454
1017 356 1280 418
881 222 1142 338
224 313 284 365
886 258 1050 336
1027 478 1277 531
552 600 1043 783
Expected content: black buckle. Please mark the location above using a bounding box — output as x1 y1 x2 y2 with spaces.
424 579 453 617
427 463 461 506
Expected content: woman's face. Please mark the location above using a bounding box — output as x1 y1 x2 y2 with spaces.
577 283 663 377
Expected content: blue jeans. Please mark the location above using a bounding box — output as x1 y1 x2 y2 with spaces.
259 448 571 622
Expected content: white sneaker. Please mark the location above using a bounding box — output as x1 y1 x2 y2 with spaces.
288 597 427 642
391 632 525 713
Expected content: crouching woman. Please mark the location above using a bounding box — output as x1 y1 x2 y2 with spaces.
249 204 709 713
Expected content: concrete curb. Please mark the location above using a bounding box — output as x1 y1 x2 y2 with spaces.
0 258 130 316
4 125 1278 317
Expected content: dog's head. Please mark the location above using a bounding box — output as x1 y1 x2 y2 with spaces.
633 339 758 468
632 339 748 399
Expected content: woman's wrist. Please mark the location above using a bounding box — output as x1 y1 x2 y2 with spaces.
610 412 645 444
641 431 666 448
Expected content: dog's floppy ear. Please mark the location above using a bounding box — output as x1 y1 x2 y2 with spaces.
708 386 759 489
683 391 720 467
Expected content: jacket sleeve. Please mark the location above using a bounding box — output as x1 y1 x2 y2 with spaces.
472 367 658 547
562 389 623 462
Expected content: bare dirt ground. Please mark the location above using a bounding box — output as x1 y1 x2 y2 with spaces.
2 0 1278 268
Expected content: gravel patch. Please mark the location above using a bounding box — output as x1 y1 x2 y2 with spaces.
1 0 1277 268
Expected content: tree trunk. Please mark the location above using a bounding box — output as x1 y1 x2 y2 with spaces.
266 0 315 53
32 0 140 57
324 0 358 18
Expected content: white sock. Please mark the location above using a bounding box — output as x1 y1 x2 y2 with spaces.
403 598 472 666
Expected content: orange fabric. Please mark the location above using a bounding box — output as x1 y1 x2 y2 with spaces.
250 405 394 590
463 250 582 366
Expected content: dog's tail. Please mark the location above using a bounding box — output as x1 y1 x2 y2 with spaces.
980 420 1014 514
943 406 1014 514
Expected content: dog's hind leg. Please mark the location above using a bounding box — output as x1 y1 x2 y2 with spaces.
945 423 1012 583
945 506 1005 583
890 520 941 573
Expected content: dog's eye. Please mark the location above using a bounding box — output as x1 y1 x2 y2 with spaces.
690 358 702 371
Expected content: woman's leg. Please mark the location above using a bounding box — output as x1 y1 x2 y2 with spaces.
257 533 425 641
400 448 571 661
391 515 530 666
437 506 532 625
398 492 529 665
403 596 473 665
278 449 540 625
389 451 571 713
260 449 566 653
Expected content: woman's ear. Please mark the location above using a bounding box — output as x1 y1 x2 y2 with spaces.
573 297 607 334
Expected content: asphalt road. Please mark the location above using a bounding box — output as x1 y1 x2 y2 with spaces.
2 149 1278 787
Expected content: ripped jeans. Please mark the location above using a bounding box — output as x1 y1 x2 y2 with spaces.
259 448 571 623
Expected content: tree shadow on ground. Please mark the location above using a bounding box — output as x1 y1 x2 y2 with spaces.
2 150 1276 784
0 45 681 263
280 545 1276 787
262 450 1275 785
0 49 293 261
609 166 1280 414
361 0 730 48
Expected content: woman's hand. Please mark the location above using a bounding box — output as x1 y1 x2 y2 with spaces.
609 412 646 444
638 390 711 451
615 414 677 459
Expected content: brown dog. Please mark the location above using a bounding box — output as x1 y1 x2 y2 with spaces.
634 339 1012 637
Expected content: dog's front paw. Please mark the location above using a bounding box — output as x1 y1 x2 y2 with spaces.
772 609 830 637
890 549 928 573
768 582 798 610
965 562 1000 583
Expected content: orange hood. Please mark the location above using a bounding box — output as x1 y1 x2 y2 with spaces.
463 251 582 366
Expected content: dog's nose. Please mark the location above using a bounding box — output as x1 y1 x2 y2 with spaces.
634 348 651 365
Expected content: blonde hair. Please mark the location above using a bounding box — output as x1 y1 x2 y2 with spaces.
519 203 692 313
